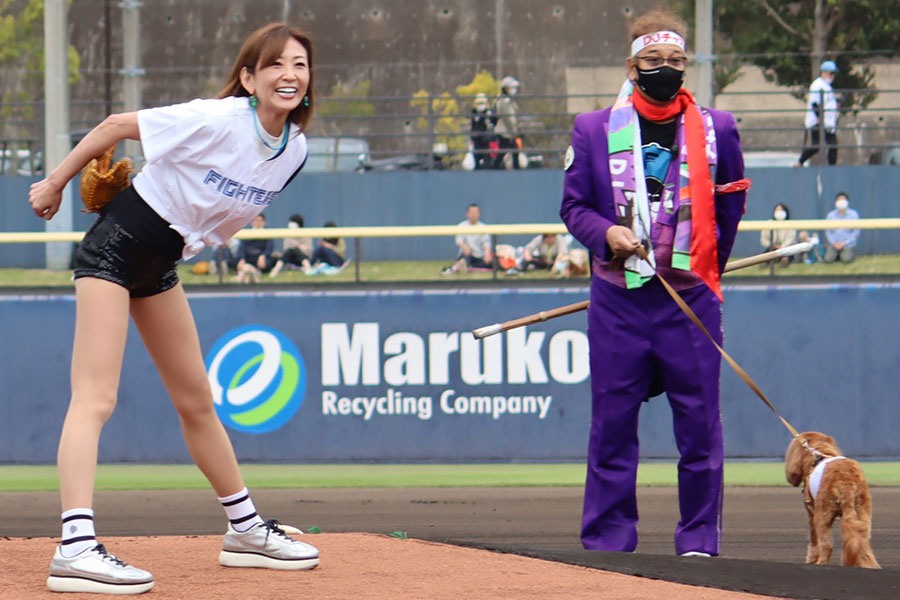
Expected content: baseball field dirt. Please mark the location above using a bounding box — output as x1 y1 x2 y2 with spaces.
2 486 899 599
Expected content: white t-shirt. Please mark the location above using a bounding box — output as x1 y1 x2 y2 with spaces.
804 77 838 131
133 96 308 260
455 219 491 259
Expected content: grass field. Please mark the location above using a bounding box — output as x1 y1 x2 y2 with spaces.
1 462 898 492
1 253 900 288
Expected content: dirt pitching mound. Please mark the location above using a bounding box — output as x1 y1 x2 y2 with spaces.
2 533 784 600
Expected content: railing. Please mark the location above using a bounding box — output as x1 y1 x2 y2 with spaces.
1 220 897 284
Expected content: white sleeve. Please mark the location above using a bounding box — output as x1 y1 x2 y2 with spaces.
524 235 542 253
137 98 223 164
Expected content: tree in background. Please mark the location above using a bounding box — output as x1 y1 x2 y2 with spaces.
411 70 574 169
313 80 375 137
684 0 900 111
410 70 504 166
0 0 81 142
455 70 500 103
459 69 574 169
409 90 465 164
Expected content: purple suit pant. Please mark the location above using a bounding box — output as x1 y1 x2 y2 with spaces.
582 277 724 556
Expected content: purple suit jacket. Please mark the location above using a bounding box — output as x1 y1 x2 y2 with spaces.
560 106 746 285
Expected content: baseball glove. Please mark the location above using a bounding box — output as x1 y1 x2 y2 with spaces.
79 147 133 213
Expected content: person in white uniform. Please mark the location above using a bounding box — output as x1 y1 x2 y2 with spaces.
28 23 319 595
797 60 840 166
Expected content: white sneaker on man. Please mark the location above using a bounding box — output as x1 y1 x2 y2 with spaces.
47 544 154 594
219 519 319 570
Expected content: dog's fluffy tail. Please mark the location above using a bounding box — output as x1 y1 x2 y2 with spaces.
841 504 880 569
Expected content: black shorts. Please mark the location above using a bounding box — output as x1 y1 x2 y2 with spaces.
73 186 185 298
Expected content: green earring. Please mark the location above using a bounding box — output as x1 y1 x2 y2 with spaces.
302 95 310 108
249 94 258 108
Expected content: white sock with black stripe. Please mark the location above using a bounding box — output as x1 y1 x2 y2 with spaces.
60 508 97 558
218 488 265 533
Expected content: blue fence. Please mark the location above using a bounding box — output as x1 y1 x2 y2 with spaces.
1 283 898 463
3 165 900 267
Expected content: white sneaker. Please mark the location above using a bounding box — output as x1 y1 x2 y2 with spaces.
47 544 154 594
219 520 319 570
679 551 712 558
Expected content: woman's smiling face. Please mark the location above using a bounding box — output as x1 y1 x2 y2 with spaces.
241 37 309 121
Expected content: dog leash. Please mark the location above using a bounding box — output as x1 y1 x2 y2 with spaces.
634 245 805 440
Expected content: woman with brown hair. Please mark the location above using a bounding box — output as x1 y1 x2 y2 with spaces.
29 23 319 594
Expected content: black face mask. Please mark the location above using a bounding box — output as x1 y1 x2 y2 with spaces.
636 65 685 102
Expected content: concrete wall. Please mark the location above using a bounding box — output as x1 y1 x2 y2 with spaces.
4 1 898 164
1 284 898 463
3 165 900 267
0 0 654 141
68 0 655 102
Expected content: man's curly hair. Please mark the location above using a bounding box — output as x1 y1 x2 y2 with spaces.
629 9 688 42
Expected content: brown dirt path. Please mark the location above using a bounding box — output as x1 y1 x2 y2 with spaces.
3 534 787 600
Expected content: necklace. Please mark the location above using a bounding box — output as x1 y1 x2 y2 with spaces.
251 104 289 154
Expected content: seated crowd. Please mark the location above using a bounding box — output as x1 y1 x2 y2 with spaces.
206 213 348 282
760 192 861 267
196 191 862 284
440 203 588 278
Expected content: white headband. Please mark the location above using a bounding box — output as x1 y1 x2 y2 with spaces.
630 31 686 56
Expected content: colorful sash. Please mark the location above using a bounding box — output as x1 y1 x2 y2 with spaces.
607 81 721 299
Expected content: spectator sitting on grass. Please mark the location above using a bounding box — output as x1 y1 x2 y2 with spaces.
556 246 590 278
441 203 493 274
269 213 313 278
521 233 569 273
796 230 825 264
211 238 241 275
235 213 274 283
824 192 860 264
306 221 347 275
760 203 797 267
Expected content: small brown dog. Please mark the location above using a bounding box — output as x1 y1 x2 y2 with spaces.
785 431 880 568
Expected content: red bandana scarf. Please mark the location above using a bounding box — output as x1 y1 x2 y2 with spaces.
632 89 721 301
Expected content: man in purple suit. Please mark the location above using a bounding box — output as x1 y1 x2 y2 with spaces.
560 9 747 557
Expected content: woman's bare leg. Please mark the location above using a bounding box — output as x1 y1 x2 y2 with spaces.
131 285 320 568
59 278 131 511
129 283 244 496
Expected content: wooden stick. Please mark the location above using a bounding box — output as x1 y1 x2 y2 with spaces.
471 241 813 339
472 300 590 339
722 241 813 272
